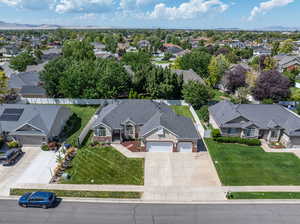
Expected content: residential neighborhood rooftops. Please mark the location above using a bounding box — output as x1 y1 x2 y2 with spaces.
19 85 46 97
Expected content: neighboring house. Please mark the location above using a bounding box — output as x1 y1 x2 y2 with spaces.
91 42 106 51
19 85 47 98
163 43 184 54
137 40 150 48
209 100 300 148
172 69 205 84
0 104 72 146
92 100 199 152
253 47 271 56
274 55 300 72
8 71 46 98
0 62 15 78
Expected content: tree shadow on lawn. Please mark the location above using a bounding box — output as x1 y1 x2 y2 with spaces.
59 114 82 144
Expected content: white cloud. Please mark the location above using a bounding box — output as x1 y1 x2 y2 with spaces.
54 0 114 13
248 0 294 21
79 12 97 19
0 0 50 9
147 0 228 20
120 0 155 9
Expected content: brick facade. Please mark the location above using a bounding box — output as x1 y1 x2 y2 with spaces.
93 136 112 142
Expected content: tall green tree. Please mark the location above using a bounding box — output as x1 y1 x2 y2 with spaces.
9 52 36 72
177 49 211 78
279 39 294 54
182 81 212 109
207 54 230 87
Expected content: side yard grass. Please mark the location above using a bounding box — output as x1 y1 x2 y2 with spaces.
60 146 144 185
206 139 300 186
170 105 194 121
10 189 141 199
60 105 98 146
227 192 300 200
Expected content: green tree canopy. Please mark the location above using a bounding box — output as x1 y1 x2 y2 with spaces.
182 81 212 109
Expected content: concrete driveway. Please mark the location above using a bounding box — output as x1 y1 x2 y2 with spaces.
143 152 225 201
0 147 57 196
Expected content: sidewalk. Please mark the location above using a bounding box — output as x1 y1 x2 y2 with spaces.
12 183 145 192
224 186 300 192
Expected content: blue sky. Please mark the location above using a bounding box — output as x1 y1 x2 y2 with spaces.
0 0 299 29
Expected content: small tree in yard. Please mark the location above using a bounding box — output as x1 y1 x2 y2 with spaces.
252 70 290 102
182 81 212 110
223 65 247 94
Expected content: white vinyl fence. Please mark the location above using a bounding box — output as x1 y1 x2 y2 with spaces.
20 97 187 106
78 115 98 147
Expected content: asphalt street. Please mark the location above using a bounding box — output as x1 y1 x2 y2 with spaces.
0 200 300 224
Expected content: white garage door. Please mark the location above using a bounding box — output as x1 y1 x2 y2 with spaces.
177 142 193 152
17 136 44 146
147 142 173 152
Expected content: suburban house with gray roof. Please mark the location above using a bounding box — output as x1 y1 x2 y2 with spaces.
0 104 72 146
172 69 205 85
209 100 300 148
274 55 300 72
8 71 47 98
92 100 199 152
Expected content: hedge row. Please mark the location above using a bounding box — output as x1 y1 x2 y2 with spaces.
214 136 261 146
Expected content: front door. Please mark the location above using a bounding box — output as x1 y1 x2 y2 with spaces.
112 130 121 142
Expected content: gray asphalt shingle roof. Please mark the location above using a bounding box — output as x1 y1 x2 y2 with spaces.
93 100 199 139
172 69 205 84
209 100 300 137
0 104 71 136
19 85 46 96
8 71 40 89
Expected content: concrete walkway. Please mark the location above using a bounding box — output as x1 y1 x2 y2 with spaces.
261 140 300 158
111 143 145 158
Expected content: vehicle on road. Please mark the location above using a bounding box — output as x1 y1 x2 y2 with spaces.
0 148 24 166
18 192 57 209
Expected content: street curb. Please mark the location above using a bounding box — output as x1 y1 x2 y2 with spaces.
3 196 300 205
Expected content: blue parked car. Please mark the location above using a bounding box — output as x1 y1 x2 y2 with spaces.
18 192 56 209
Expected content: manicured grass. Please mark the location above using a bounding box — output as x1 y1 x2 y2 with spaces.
61 146 144 185
227 192 300 200
206 139 300 186
210 89 232 101
10 189 141 199
60 105 98 146
170 105 194 121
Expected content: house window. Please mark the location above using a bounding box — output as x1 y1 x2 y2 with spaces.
228 128 238 134
271 130 279 139
126 125 134 135
245 128 256 137
96 127 106 137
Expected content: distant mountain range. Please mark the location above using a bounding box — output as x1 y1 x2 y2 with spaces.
0 21 61 30
0 21 299 31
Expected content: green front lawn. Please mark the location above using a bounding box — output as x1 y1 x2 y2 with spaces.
11 188 141 199
206 139 300 186
61 146 144 185
227 192 300 200
170 105 194 121
60 105 98 146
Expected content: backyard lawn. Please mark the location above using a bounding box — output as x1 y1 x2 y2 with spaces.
206 139 300 186
170 105 194 121
60 105 98 146
61 146 144 185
